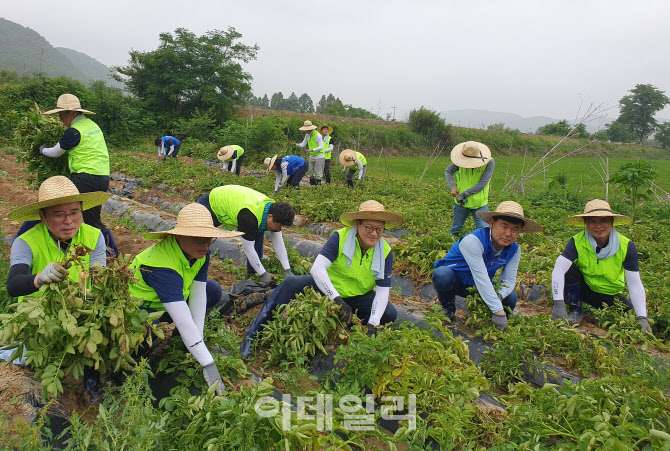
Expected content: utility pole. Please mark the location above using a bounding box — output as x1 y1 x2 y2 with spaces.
391 105 396 120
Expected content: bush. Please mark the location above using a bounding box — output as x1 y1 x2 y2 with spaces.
408 107 453 146
247 115 292 161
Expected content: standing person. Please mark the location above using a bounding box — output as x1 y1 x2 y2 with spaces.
129 203 243 395
240 200 404 358
432 201 542 330
217 145 245 176
154 136 181 160
320 125 334 184
551 199 652 332
6 176 109 404
196 185 295 282
295 120 325 185
445 141 495 237
339 149 367 188
264 154 308 194
37 93 117 257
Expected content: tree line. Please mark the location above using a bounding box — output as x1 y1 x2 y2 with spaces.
247 92 382 120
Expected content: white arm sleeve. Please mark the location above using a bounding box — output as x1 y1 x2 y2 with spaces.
357 159 364 179
297 135 308 148
162 301 214 366
230 159 237 173
460 235 503 313
625 270 647 317
166 145 175 157
158 144 165 156
310 254 340 299
42 142 66 157
91 232 107 266
497 248 520 299
241 238 266 275
551 255 573 301
188 280 208 336
274 172 282 192
367 286 390 326
280 166 289 187
269 231 290 270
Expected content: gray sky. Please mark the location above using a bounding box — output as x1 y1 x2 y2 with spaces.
3 0 670 123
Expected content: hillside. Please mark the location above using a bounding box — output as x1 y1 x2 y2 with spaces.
0 17 123 89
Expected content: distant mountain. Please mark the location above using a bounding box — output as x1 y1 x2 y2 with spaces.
0 17 123 89
439 109 603 134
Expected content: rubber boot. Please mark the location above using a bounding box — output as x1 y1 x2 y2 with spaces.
83 368 103 405
240 296 283 358
309 177 316 186
102 228 119 258
347 179 354 188
565 282 583 324
439 297 456 322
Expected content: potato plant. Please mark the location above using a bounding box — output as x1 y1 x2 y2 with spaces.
14 102 68 187
0 249 164 399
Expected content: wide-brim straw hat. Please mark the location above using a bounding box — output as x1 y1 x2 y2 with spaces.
451 141 492 169
476 201 542 233
299 120 317 131
565 199 632 227
264 155 278 173
339 149 358 167
217 146 236 161
319 124 333 135
43 94 95 115
143 203 244 241
340 200 404 227
8 176 108 221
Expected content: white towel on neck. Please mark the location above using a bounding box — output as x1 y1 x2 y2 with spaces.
342 227 385 279
586 226 620 260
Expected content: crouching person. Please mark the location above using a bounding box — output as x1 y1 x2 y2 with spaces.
6 176 109 403
128 203 243 394
432 201 542 331
240 200 404 358
551 199 652 333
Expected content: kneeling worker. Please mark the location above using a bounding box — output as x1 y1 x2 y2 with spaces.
129 203 243 394
240 200 404 358
432 201 542 331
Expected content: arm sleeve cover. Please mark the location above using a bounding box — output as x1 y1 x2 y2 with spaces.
311 254 340 300
625 270 647 317
188 280 207 336
460 234 503 313
551 255 573 301
162 300 214 366
241 238 265 275
42 142 66 157
367 286 390 326
269 231 291 270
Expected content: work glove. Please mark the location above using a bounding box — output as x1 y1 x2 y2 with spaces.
36 262 70 287
366 323 377 337
259 271 274 284
492 313 507 332
455 193 467 206
636 316 653 333
202 362 224 396
333 296 353 324
39 144 47 154
552 299 568 319
283 268 294 278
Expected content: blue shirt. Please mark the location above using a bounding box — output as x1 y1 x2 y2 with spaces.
160 136 180 146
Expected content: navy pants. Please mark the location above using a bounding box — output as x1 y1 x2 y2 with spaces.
432 266 517 314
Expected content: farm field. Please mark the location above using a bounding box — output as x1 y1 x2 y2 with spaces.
1 144 670 449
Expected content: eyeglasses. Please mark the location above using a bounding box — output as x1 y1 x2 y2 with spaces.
362 225 384 235
191 237 217 245
46 210 82 221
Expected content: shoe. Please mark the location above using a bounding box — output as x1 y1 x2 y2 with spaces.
442 303 456 322
84 375 103 406
567 310 583 325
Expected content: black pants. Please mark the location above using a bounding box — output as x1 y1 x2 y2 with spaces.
564 264 631 312
227 154 245 176
167 143 180 158
287 164 309 188
70 173 109 231
324 159 331 184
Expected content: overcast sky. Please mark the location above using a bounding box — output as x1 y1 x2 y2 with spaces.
3 0 670 123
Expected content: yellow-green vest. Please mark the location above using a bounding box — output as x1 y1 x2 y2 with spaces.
307 131 323 157
18 222 100 302
208 185 272 228
356 152 367 166
69 117 110 176
326 227 391 298
324 136 332 160
573 230 630 295
128 235 206 311
229 145 245 158
454 163 490 209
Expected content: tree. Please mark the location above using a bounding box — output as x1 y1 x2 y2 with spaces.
537 120 571 136
408 107 453 145
615 83 670 143
270 92 285 110
655 122 670 149
113 27 258 123
297 93 314 114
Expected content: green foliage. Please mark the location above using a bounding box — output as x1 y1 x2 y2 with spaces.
655 121 670 149
114 27 258 124
175 108 217 141
608 161 657 220
215 120 249 148
616 83 670 143
408 106 453 146
247 115 292 160
0 223 12 314
537 120 590 139
0 252 164 399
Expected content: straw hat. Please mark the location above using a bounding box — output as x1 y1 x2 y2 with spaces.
319 124 333 135
476 201 542 233
43 94 95 115
143 203 244 241
8 176 109 221
339 149 358 167
565 199 632 227
217 146 237 161
450 141 492 169
340 200 404 227
264 155 278 173
299 120 317 131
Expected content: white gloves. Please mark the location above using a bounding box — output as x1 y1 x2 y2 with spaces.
36 262 69 287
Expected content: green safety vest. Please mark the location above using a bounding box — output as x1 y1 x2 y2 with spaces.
326 227 391 298
573 230 630 295
128 235 206 311
324 136 332 160
18 222 100 302
208 185 272 228
356 152 367 166
307 131 323 157
229 145 244 158
69 117 110 176
453 163 490 209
